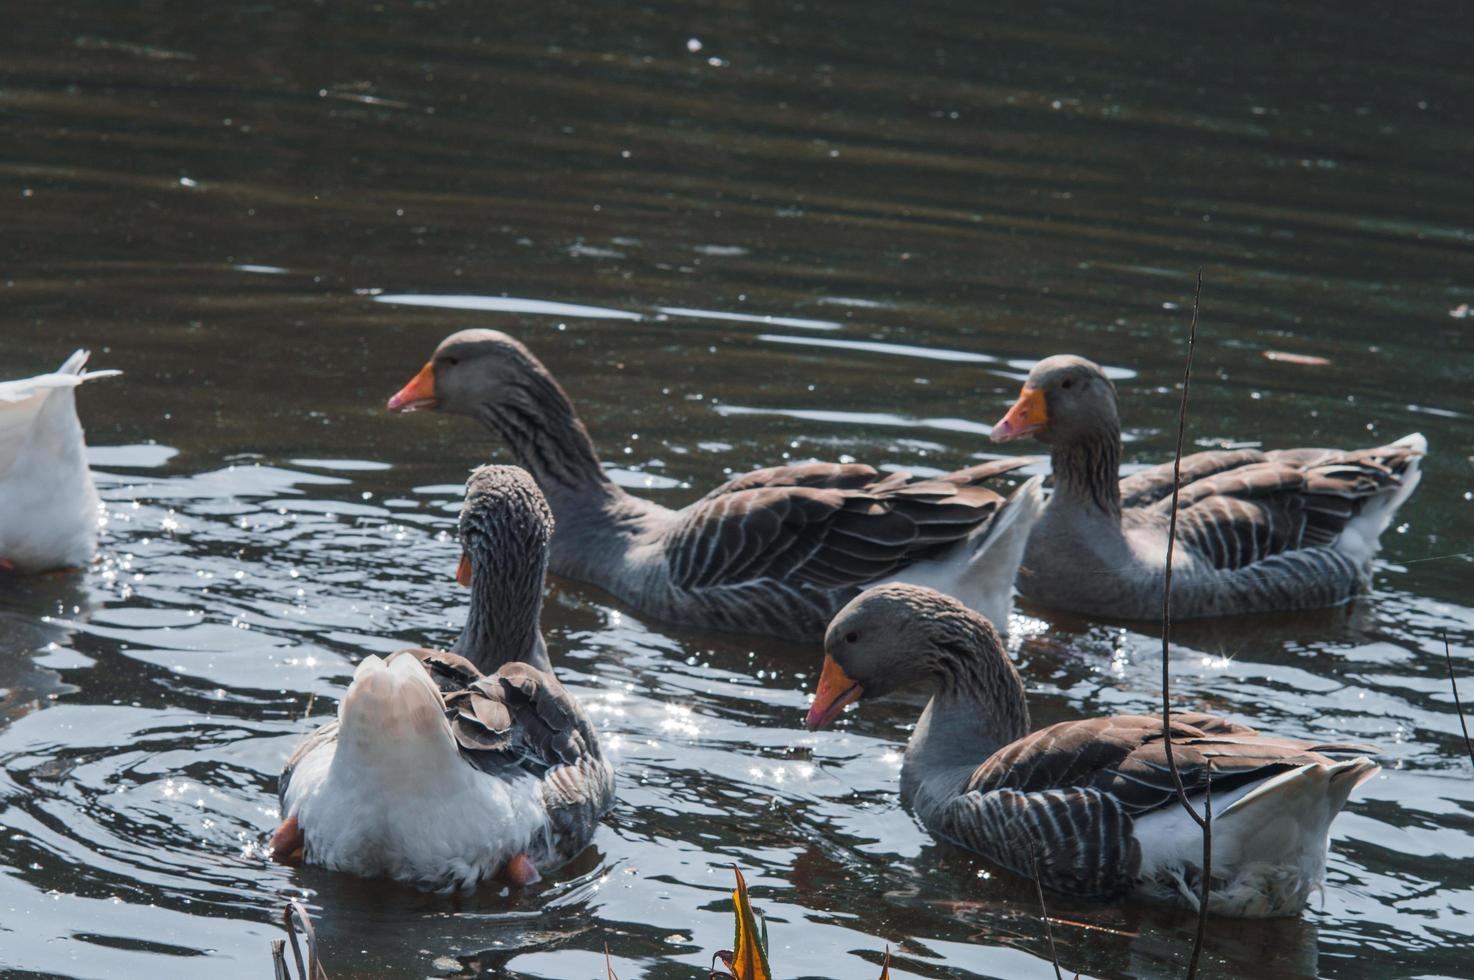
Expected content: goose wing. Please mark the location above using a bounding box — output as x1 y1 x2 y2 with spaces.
444 661 603 781
1127 440 1420 571
408 646 485 692
445 661 613 849
938 714 1369 898
1118 449 1267 508
667 459 1032 591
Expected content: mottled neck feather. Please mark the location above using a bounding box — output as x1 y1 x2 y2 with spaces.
473 367 623 513
902 607 1031 813
452 541 552 674
1051 424 1122 520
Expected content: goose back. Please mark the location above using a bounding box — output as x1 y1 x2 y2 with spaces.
923 712 1375 907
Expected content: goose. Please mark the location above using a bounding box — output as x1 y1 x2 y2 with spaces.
989 354 1425 619
805 584 1379 917
271 466 614 891
0 350 120 573
387 329 1043 640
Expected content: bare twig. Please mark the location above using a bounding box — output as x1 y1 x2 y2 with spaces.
1189 773 1212 978
279 901 327 980
303 692 316 722
271 939 290 980
283 905 307 980
1028 848 1065 980
1444 633 1474 769
606 941 619 980
1159 271 1213 980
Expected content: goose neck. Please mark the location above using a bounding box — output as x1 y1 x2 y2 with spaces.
1050 425 1122 520
453 548 552 674
900 628 1031 814
472 372 626 517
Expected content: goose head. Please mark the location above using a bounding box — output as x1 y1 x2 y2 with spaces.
453 464 555 671
387 329 547 417
990 354 1118 446
805 583 1012 731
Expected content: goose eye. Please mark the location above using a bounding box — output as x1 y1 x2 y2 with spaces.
441 356 459 367
844 631 860 644
1061 378 1073 390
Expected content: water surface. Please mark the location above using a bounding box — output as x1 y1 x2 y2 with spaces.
3 1 1472 977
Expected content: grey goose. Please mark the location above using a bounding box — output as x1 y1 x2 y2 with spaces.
806 584 1378 917
387 329 1043 640
991 354 1424 619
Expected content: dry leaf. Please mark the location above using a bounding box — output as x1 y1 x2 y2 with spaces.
1262 350 1330 366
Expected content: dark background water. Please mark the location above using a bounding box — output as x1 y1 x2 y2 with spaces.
2 1 1471 977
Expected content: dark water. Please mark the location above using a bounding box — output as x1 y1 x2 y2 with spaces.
3 1 1472 977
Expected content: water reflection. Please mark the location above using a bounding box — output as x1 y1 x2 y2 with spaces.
3 0 1473 976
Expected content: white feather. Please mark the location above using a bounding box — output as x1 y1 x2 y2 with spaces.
1133 757 1378 917
885 475 1045 630
0 350 120 571
283 652 550 891
1333 432 1425 567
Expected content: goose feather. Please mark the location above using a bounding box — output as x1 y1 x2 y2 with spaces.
992 354 1424 619
387 330 1043 639
275 466 613 891
0 350 119 572
808 584 1379 917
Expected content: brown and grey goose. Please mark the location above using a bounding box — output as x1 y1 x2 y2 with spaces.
387 329 1043 640
990 354 1425 619
271 466 613 891
806 584 1378 916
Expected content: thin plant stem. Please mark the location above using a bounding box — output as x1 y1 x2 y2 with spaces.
1159 270 1213 980
1029 848 1065 980
1444 633 1474 769
1187 773 1212 979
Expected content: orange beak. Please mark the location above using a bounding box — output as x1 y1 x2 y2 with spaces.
805 655 863 731
990 385 1048 442
455 552 472 587
387 361 438 412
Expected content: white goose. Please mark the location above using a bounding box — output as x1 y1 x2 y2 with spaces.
272 466 614 891
0 350 119 573
807 584 1379 917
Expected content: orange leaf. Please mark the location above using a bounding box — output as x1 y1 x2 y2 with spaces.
727 866 772 980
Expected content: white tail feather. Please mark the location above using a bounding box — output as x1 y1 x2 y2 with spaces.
1333 432 1425 566
337 652 454 759
887 474 1045 631
290 651 550 890
0 350 119 569
1136 757 1379 917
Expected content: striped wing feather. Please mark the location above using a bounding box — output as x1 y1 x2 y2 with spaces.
668 459 1032 591
1122 443 1420 572
444 661 600 780
444 661 612 858
947 713 1370 897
